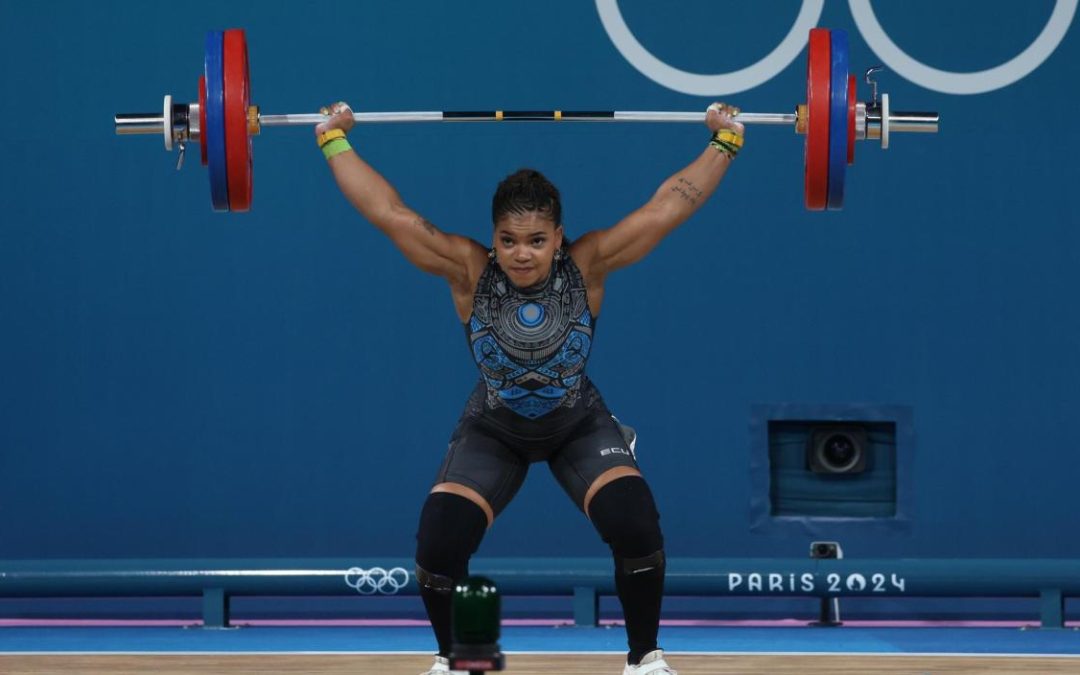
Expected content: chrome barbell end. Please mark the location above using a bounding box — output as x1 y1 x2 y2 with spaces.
115 93 201 158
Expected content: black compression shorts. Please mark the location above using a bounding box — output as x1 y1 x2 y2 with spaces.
433 398 639 517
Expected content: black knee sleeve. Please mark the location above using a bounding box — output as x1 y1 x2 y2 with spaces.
588 476 665 574
414 492 488 591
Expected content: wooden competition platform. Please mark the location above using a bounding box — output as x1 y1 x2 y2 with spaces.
4 621 1080 674
4 653 1080 674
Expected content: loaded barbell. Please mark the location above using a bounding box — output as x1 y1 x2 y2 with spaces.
114 27 939 212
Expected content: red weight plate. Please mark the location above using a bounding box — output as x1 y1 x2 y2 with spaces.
223 29 253 211
804 28 831 211
847 74 856 165
199 76 208 166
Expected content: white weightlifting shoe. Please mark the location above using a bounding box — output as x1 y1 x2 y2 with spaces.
622 649 677 674
420 655 467 675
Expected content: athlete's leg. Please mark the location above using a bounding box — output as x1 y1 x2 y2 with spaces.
414 488 490 657
588 472 666 665
415 417 527 657
550 412 667 667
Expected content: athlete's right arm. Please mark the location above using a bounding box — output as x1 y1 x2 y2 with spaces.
316 102 477 283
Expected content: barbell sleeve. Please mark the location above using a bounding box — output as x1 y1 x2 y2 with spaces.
115 113 175 134
877 111 939 134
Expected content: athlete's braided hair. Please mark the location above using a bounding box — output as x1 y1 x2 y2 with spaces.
492 168 562 227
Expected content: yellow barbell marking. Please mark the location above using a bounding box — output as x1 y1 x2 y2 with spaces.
496 110 503 121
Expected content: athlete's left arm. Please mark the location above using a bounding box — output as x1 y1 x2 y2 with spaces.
574 104 744 277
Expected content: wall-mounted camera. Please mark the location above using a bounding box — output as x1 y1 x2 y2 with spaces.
807 426 868 475
758 411 904 522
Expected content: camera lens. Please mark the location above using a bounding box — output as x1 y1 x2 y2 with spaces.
807 426 867 474
824 434 855 465
816 432 861 472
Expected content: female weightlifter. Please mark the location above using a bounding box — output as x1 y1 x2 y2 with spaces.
314 100 744 675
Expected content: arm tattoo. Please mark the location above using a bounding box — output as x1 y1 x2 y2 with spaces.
670 177 703 207
415 216 438 236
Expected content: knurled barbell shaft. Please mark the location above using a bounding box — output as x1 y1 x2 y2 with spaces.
258 110 799 126
115 109 800 133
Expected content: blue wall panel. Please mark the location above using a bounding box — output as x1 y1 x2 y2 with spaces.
0 0 1077 560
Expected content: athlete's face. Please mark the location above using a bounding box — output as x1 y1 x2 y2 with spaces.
492 212 564 288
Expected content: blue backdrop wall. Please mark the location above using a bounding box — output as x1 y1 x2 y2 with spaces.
1 0 1077 562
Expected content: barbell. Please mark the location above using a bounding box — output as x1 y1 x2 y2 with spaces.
114 28 939 212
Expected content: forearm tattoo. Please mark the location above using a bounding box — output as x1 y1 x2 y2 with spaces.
415 216 438 236
670 177 703 207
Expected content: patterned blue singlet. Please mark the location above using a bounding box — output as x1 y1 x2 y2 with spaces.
466 251 594 421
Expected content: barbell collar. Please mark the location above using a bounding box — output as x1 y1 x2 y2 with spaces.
884 111 939 134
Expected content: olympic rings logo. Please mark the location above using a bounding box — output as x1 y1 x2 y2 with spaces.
344 566 411 595
596 0 1077 95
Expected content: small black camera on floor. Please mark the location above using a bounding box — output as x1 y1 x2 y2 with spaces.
809 541 843 559
807 426 868 474
809 541 843 626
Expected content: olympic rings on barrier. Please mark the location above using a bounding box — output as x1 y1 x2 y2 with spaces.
344 566 411 595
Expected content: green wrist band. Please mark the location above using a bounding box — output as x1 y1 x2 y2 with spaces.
709 137 741 159
322 138 352 160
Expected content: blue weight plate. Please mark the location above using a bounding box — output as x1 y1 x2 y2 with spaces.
826 29 849 210
204 30 230 212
